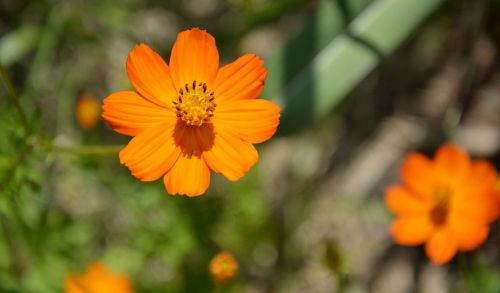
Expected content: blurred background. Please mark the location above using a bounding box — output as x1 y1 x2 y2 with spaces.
1 0 500 292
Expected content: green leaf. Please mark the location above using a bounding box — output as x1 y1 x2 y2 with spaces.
0 25 40 67
464 261 500 293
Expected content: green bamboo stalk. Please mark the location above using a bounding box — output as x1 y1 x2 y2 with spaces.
264 0 373 101
273 0 445 133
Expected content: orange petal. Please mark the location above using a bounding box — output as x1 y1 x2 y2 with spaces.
102 91 175 136
384 186 433 216
452 160 499 221
448 212 489 251
400 153 436 200
425 227 458 265
64 275 86 293
126 44 177 108
452 189 500 223
390 216 434 246
65 262 133 293
196 124 259 181
434 144 470 186
162 123 211 196
212 99 280 144
459 161 500 221
169 28 219 90
214 54 267 103
466 160 498 189
119 121 180 181
163 153 210 196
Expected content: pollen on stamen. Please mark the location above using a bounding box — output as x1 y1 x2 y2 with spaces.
174 80 217 127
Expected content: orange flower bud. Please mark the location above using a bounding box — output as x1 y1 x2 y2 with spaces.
209 251 238 284
76 94 101 130
64 262 133 293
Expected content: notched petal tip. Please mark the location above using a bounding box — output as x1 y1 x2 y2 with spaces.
163 154 211 197
187 27 207 33
127 43 152 63
179 27 213 38
185 191 205 197
131 42 145 50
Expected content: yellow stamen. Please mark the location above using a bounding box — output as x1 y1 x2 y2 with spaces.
173 80 216 126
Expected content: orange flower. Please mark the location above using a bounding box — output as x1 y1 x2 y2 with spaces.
385 144 500 265
76 94 101 130
64 262 133 293
102 28 280 196
209 251 238 283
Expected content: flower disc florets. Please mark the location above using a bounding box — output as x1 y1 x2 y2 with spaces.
173 80 216 126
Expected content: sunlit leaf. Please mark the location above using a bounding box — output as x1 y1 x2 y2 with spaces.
0 25 40 67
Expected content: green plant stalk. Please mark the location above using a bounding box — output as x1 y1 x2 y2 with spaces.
458 252 468 283
0 146 34 285
0 213 27 285
0 145 33 195
0 64 30 135
42 143 124 155
20 7 64 106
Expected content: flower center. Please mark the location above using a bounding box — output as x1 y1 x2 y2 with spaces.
173 80 216 127
430 186 451 226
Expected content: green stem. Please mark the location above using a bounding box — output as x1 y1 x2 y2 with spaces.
0 213 27 285
458 252 468 282
213 284 224 293
0 64 30 135
0 144 33 195
0 146 33 285
41 142 123 155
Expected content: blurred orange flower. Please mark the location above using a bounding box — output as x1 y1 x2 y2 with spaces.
385 144 500 265
64 262 133 293
209 251 238 284
76 94 101 130
102 28 280 197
